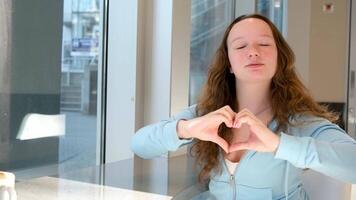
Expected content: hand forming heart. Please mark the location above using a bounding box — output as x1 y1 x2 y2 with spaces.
177 106 280 153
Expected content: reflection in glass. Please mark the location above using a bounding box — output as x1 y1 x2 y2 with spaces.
256 0 284 31
189 0 235 104
17 114 65 140
59 0 101 181
0 0 102 182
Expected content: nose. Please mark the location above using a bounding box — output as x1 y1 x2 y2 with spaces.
248 46 260 58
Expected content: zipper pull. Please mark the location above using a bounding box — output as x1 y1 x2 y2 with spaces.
230 174 234 184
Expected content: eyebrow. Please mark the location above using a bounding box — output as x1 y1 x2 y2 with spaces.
230 34 273 43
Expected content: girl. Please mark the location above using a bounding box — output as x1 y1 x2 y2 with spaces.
131 14 356 199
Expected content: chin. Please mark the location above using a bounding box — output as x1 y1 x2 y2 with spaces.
239 76 272 83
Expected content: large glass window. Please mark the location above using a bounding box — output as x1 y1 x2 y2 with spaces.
58 0 101 181
189 0 235 104
256 0 284 31
0 0 103 181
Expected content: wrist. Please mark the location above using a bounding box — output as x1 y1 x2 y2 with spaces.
177 120 191 139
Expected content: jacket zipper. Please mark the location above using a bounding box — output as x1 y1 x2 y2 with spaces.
230 174 236 200
223 157 238 200
223 151 250 200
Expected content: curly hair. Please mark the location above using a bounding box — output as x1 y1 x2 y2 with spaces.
190 14 339 183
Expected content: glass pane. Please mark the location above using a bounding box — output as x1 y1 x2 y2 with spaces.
256 0 271 17
256 0 284 31
189 0 235 104
0 0 102 181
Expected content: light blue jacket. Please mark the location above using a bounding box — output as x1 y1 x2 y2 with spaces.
131 105 356 199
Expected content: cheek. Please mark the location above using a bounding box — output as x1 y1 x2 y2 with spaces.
262 48 277 59
262 49 278 67
228 51 245 68
266 49 278 74
272 52 278 69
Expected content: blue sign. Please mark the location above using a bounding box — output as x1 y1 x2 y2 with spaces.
71 38 99 56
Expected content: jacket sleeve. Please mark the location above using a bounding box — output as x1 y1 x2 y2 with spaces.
274 120 356 183
130 105 197 159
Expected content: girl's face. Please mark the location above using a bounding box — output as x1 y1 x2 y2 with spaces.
227 18 278 84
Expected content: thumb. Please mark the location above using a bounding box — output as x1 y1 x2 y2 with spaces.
211 136 229 153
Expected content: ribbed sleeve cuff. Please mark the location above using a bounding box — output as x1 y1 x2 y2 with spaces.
274 132 303 165
165 120 194 150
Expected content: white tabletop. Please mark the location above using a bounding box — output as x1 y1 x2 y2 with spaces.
352 185 356 200
16 176 172 200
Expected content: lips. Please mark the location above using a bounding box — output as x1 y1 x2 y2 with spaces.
245 63 264 68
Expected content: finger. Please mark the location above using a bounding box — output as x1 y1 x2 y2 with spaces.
222 105 236 116
233 113 239 128
235 108 258 121
235 108 250 116
243 109 261 121
235 116 271 142
220 110 234 126
235 113 256 128
233 109 250 127
212 136 229 153
215 112 234 128
233 112 244 128
229 141 251 152
235 112 266 128
218 106 236 124
233 108 246 126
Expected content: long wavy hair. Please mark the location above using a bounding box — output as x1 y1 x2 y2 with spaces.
191 14 338 183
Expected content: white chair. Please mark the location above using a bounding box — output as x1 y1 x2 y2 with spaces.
301 170 351 200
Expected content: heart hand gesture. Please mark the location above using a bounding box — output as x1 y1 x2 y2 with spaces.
229 109 280 153
177 106 280 153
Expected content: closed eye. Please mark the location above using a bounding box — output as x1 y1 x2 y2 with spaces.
259 44 271 46
236 45 247 49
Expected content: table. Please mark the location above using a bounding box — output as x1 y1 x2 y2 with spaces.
13 155 356 200
16 176 172 200
13 155 193 200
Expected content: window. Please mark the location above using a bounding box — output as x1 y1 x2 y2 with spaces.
256 0 284 31
0 0 104 181
189 0 235 104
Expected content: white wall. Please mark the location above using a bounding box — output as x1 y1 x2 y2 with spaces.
138 0 191 195
286 0 311 86
170 0 190 116
287 0 348 102
140 0 190 123
308 0 348 102
142 0 173 125
106 0 138 163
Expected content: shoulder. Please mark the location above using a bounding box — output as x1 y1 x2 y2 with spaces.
287 114 342 137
